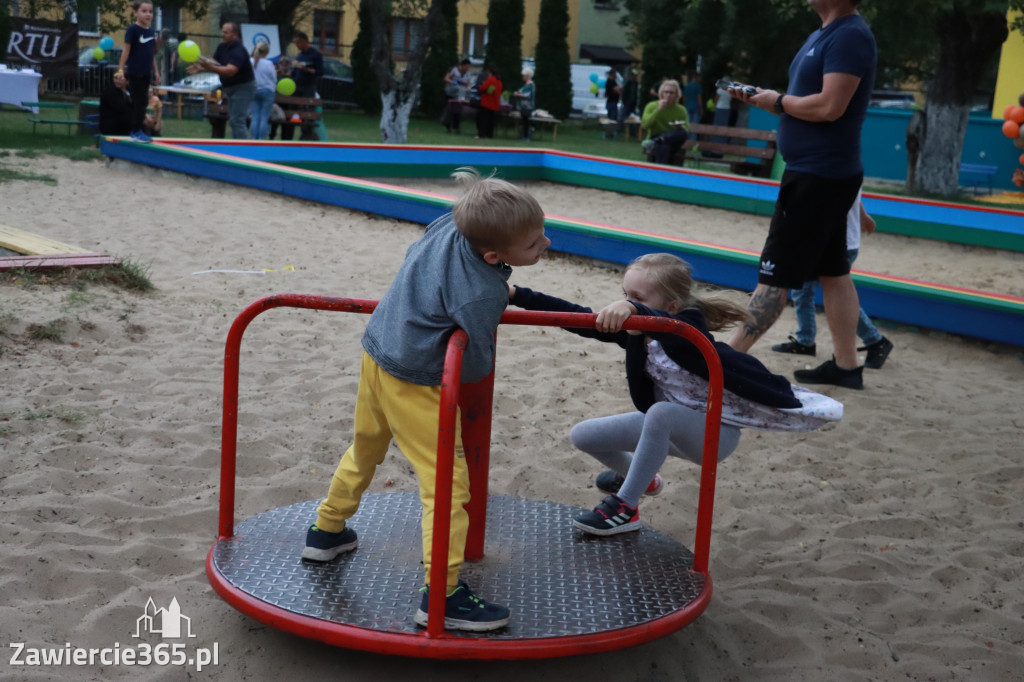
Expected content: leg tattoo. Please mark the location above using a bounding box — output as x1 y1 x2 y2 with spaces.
740 285 789 344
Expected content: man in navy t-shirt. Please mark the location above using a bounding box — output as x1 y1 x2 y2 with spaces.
291 32 324 98
725 0 876 390
187 22 256 139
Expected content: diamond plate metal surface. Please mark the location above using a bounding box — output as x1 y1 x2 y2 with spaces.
212 493 706 640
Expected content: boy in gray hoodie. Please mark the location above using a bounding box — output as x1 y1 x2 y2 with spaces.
302 168 550 632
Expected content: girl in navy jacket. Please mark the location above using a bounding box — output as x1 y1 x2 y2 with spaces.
510 253 841 535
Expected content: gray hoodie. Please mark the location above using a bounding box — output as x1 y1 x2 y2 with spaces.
362 212 511 385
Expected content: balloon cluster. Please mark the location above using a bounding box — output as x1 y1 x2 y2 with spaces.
93 36 114 61
1003 98 1024 187
588 72 607 95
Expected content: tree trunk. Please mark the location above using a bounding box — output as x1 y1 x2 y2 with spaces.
912 9 1007 197
368 0 445 144
914 102 968 196
379 89 418 143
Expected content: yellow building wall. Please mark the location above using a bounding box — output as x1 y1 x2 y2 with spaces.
993 10 1024 119
283 0 583 64
77 0 584 66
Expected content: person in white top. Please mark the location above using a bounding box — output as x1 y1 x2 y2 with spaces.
248 41 278 140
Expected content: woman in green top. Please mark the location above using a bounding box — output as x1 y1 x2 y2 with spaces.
641 79 689 164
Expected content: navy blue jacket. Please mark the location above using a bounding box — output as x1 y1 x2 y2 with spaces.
511 286 800 410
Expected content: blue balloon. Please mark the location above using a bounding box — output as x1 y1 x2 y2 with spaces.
589 73 598 84
99 36 114 50
598 78 607 88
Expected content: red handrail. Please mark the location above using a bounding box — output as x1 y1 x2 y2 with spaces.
218 294 725 634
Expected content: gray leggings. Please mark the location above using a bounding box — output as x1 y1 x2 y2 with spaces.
570 402 742 507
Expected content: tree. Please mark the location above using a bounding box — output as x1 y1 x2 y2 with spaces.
866 1 1014 196
534 0 572 119
622 0 688 106
0 0 11 60
351 0 382 114
486 0 524 95
623 0 1024 197
419 0 458 120
366 0 446 143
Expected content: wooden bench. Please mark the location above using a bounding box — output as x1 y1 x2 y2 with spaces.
22 101 89 136
646 122 778 177
959 163 997 195
204 94 323 140
500 110 562 141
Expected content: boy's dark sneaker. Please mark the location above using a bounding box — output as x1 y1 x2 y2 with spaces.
573 495 641 536
301 524 358 562
859 336 894 369
414 581 511 632
771 335 816 356
793 358 863 390
595 471 663 497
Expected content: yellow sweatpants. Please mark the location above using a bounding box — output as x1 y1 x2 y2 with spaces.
315 352 470 589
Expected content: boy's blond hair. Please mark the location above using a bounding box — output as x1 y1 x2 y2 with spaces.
627 253 754 331
450 167 544 250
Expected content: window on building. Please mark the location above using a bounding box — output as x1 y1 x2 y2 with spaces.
157 6 181 35
313 10 342 54
391 18 422 58
462 24 487 60
68 0 100 35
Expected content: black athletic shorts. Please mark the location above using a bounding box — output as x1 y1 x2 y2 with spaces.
757 169 863 290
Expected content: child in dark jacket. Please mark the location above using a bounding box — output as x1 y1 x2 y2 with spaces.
510 253 842 535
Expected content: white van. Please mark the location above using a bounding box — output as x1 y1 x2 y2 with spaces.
571 63 615 118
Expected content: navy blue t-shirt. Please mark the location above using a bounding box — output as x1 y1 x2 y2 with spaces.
124 23 156 77
777 15 876 178
212 39 255 88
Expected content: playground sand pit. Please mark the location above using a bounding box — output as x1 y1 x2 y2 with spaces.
0 153 1021 680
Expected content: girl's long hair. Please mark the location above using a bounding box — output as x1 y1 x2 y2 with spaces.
627 253 753 331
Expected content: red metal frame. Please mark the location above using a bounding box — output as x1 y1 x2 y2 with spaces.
210 293 725 658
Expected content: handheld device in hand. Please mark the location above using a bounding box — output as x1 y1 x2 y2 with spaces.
716 78 757 96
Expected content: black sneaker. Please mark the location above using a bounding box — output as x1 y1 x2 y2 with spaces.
573 495 641 536
414 581 511 632
859 336 893 369
793 358 863 390
595 471 663 497
771 335 816 356
301 524 358 562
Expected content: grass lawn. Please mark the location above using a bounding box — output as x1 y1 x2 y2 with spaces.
0 101 643 163
0 99 998 207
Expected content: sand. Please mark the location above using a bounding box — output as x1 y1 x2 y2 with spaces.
1 153 1022 681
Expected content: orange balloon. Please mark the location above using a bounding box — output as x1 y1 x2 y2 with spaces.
1003 119 1020 138
1019 152 1024 166
1011 107 1024 124
1004 103 1016 120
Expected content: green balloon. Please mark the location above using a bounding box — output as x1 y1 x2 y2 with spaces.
178 40 200 63
277 78 296 96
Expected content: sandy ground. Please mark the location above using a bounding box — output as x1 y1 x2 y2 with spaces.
0 153 1022 681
